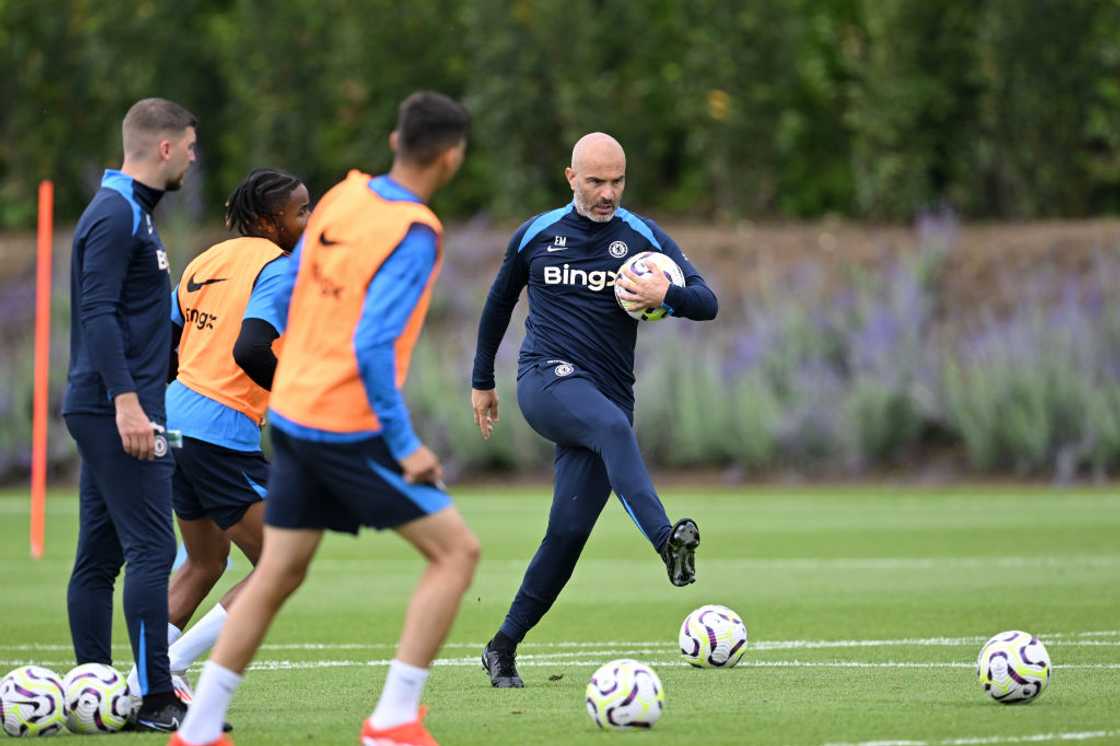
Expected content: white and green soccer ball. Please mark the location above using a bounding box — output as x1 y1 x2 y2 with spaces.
63 663 131 734
614 251 685 321
585 659 664 730
680 604 749 668
0 665 67 737
976 630 1051 703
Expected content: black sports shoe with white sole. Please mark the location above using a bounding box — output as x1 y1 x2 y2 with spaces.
660 518 699 586
132 697 188 733
129 697 233 734
482 640 524 688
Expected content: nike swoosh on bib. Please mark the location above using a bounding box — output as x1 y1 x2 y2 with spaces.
186 274 228 293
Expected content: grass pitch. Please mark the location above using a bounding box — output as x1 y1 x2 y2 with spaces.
2 486 1119 745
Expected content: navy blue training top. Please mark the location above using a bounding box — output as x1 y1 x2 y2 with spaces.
63 170 172 421
472 203 718 412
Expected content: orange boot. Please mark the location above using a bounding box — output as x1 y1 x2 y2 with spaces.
359 707 437 746
167 734 234 746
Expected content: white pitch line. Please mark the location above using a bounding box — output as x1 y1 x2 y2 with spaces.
263 629 1120 649
754 638 1120 650
738 661 1120 670
6 658 1120 672
824 729 1120 746
238 659 1120 672
3 630 1118 653
708 556 1120 570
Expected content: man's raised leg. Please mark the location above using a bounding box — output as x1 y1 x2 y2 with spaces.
542 375 699 585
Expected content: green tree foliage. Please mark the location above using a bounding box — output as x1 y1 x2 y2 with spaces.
2 0 1120 226
847 0 985 217
976 0 1120 216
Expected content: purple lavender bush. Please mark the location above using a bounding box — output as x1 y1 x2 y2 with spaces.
2 220 1118 483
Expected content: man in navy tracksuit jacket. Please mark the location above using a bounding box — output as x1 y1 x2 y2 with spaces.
63 98 197 731
471 132 718 687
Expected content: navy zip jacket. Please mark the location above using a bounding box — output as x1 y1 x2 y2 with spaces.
63 170 171 421
472 203 718 413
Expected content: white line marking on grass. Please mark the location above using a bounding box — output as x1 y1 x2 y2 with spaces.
824 729 1120 746
740 661 1120 669
2 630 1118 654
10 657 1117 673
249 659 1120 671
754 637 1120 650
713 556 1120 570
260 641 683 651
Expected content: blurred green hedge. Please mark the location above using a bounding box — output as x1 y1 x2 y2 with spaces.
3 0 1120 227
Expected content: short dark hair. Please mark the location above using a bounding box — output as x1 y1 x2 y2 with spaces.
122 98 197 155
225 168 304 238
395 91 470 166
123 98 197 136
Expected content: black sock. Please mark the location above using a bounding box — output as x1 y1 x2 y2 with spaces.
491 631 516 653
140 691 180 711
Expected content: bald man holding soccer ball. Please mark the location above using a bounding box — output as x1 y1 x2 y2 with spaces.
471 132 719 688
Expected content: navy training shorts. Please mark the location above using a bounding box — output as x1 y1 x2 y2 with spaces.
172 436 269 530
264 427 452 534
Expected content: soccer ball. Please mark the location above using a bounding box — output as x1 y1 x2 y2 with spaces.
614 251 685 321
0 665 67 737
63 663 131 734
585 659 664 730
680 604 749 668
976 630 1051 703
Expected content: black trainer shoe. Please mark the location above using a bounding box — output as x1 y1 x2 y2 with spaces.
127 696 233 734
482 640 524 688
660 518 700 586
132 697 188 732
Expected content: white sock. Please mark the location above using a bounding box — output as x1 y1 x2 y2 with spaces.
177 661 241 745
126 623 184 695
169 604 228 674
370 659 429 730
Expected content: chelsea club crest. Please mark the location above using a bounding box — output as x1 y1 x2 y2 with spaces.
608 241 628 259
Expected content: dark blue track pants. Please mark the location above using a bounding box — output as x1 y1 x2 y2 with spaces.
64 414 175 696
500 361 671 643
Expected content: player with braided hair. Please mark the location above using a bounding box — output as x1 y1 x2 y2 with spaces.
126 169 310 703
223 168 306 242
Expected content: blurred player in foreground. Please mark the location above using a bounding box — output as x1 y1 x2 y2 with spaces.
171 91 478 746
472 132 718 687
126 169 310 700
63 97 198 731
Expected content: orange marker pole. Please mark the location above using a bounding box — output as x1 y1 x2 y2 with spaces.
30 180 53 559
